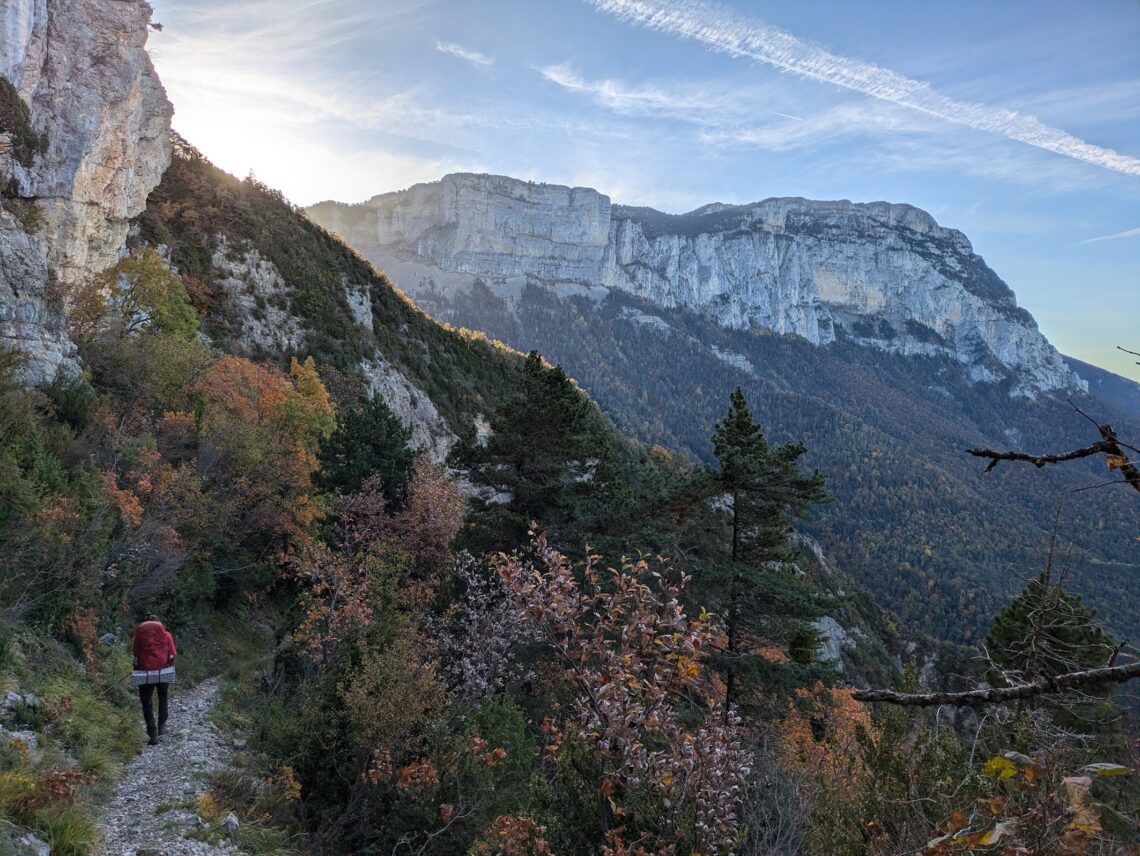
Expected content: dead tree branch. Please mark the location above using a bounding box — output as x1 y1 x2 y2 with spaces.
853 660 1140 707
967 404 1140 493
967 441 1112 471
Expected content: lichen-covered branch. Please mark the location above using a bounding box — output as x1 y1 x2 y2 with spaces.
853 660 1140 706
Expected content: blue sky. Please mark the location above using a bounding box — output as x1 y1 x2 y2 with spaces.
147 0 1140 379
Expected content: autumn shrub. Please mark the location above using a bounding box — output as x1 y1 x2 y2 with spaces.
910 747 1136 855
70 248 199 344
496 533 752 854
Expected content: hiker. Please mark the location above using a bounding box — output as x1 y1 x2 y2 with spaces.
132 615 177 746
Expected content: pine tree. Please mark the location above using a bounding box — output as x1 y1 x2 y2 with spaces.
711 387 830 715
986 570 1120 734
318 395 415 507
988 574 1116 681
452 351 605 549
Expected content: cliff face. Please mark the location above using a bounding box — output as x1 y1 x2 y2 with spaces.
357 173 612 283
0 0 171 383
308 173 1082 396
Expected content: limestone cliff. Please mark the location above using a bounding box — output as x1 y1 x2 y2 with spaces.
308 173 1082 397
0 0 171 383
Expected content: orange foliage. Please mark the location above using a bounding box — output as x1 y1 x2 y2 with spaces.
473 815 554 855
15 768 98 812
191 353 333 552
754 643 789 664
101 471 144 527
194 355 291 431
34 497 81 539
396 758 440 793
65 610 100 675
777 682 873 796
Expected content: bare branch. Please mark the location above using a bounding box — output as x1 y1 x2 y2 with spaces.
967 441 1111 472
967 410 1140 493
1072 479 1135 493
1067 398 1104 431
853 660 1140 707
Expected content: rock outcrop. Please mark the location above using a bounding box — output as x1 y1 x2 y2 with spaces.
197 231 455 463
359 355 456 463
0 0 172 383
309 173 1083 396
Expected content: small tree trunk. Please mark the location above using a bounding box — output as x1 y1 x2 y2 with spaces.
724 488 741 724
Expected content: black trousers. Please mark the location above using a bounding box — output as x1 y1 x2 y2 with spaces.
138 682 169 733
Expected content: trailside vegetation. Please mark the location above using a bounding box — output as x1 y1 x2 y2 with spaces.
408 282 1140 645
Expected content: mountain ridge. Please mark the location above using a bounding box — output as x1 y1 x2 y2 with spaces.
307 171 1083 397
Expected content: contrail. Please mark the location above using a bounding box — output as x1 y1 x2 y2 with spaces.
588 0 1140 178
1080 225 1140 244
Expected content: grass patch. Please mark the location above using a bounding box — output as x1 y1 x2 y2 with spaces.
173 603 280 687
0 620 140 851
32 802 99 856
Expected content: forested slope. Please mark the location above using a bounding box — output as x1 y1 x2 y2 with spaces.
408 281 1140 643
136 138 522 441
2 138 1134 854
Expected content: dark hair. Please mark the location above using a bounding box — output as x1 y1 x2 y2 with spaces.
145 614 161 623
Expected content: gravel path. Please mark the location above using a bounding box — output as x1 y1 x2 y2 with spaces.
99 677 241 856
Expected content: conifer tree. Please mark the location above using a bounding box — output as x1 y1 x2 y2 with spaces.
453 350 604 549
318 395 415 507
711 387 830 714
986 570 1120 734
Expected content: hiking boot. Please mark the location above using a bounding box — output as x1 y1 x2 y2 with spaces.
157 722 166 737
147 726 159 746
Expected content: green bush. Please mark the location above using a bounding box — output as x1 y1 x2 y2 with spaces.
0 78 47 168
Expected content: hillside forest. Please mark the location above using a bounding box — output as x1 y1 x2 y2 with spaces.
403 278 1140 646
0 142 1137 855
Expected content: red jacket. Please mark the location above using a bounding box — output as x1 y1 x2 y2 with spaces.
133 620 177 671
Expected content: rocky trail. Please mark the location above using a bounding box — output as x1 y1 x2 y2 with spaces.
99 678 242 856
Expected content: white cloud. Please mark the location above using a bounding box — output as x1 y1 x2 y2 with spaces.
700 102 933 151
539 63 782 121
1080 226 1140 244
587 0 1140 178
436 40 493 68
